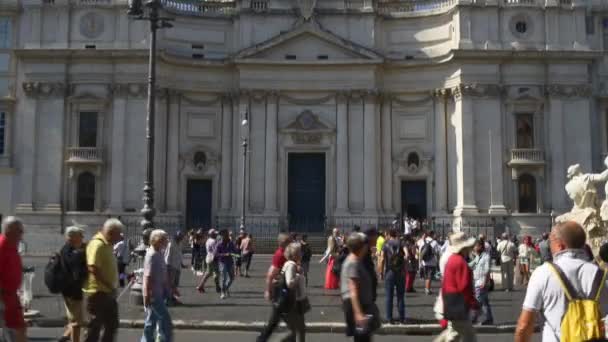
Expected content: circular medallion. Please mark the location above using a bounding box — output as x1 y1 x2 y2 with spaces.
80 12 104 39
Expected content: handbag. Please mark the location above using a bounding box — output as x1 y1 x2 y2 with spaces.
487 276 495 292
272 272 295 314
297 298 311 314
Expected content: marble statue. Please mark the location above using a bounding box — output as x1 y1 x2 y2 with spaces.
556 158 608 251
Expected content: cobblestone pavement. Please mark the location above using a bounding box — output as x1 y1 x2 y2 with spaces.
23 255 527 325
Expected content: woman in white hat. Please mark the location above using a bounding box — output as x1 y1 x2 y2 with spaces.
434 232 479 342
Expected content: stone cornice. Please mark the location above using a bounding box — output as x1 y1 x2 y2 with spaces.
22 82 66 97
545 84 592 98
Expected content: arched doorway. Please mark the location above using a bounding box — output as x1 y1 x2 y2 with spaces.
77 172 95 211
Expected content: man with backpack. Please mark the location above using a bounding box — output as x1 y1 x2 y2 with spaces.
418 230 440 295
515 221 608 342
54 226 88 342
378 229 406 324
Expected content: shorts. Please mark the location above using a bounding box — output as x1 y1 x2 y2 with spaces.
2 293 25 329
424 266 437 280
64 297 85 326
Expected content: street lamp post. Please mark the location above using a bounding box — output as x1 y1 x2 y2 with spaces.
127 0 173 244
240 111 249 231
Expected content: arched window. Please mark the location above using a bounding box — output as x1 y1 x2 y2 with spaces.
76 172 95 211
518 173 537 213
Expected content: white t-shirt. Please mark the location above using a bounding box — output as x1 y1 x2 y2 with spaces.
418 237 440 267
522 250 608 342
205 238 218 264
403 221 411 235
496 240 516 263
282 260 306 300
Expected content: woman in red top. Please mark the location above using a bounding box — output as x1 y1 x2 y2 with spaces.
0 216 27 342
437 232 479 342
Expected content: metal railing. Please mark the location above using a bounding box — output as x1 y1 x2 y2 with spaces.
503 0 536 4
250 0 268 11
510 148 545 164
66 147 103 163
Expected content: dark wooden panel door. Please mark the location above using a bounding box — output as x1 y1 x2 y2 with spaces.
401 180 427 220
187 179 212 229
288 153 326 232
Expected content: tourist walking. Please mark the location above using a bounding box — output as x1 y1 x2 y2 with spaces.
300 235 312 286
362 228 379 303
58 226 88 342
240 233 255 278
496 233 516 291
257 233 291 342
518 235 535 286
434 232 478 342
83 218 124 342
196 229 220 294
0 217 27 342
216 229 237 299
538 232 552 263
234 230 246 277
418 231 440 295
341 233 380 342
469 240 493 325
404 236 418 293
164 231 184 305
515 221 608 342
322 228 341 290
141 229 173 342
113 233 130 287
281 242 310 342
378 229 406 324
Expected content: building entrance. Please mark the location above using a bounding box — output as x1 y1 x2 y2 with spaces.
186 179 212 229
288 153 326 232
401 180 427 220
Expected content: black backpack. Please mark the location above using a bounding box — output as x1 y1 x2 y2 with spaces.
420 241 434 262
388 243 405 273
44 252 68 294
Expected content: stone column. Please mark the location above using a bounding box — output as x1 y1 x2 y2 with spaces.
433 90 448 213
548 95 565 212
109 85 127 211
452 85 478 216
264 92 278 213
487 89 508 214
335 92 349 214
220 94 233 212
166 90 180 212
380 93 393 213
16 84 39 211
363 92 378 214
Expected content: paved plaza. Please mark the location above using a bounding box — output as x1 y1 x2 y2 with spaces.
24 254 527 330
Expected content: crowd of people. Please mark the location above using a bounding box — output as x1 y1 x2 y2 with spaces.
3 215 608 342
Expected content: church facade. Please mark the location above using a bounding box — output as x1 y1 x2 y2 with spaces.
0 0 608 251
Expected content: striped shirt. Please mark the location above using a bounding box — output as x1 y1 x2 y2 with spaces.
469 252 491 288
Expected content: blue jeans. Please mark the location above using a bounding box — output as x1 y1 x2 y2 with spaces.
384 270 405 321
219 262 234 292
473 287 493 324
141 299 173 342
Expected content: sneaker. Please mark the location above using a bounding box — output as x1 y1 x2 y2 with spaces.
220 292 226 299
425 289 432 295
399 319 408 325
197 286 205 294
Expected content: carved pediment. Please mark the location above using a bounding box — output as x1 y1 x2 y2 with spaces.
284 110 331 132
234 20 383 63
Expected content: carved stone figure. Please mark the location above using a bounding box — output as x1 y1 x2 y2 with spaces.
556 162 608 250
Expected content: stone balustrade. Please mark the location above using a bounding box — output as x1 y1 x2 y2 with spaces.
66 147 103 164
161 0 237 15
503 0 536 5
376 0 456 15
509 148 545 165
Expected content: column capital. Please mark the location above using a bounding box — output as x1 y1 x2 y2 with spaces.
432 88 451 98
545 84 592 98
363 89 380 103
451 83 502 100
22 81 67 98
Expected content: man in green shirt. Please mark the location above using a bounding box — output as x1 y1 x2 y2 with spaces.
83 218 123 342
